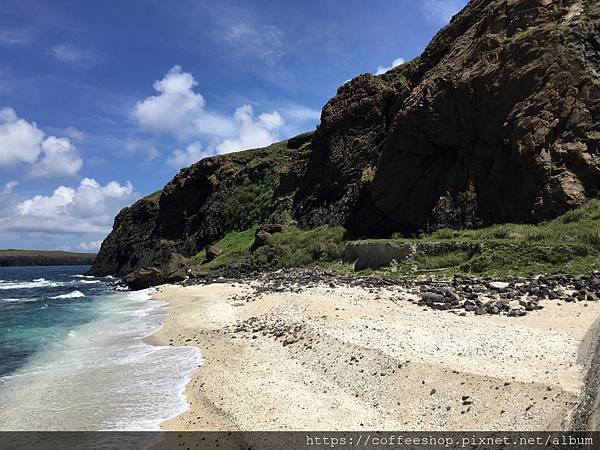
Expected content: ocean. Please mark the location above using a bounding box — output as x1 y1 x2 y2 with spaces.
0 265 201 431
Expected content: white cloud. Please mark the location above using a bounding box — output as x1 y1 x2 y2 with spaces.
0 27 33 46
51 44 104 67
133 67 289 162
134 65 221 138
216 105 284 154
29 136 83 179
124 137 160 163
374 57 406 75
1 180 17 195
0 107 83 178
421 0 467 25
64 126 87 142
283 107 321 122
222 23 285 62
167 141 205 169
1 178 137 235
76 240 102 252
0 107 44 167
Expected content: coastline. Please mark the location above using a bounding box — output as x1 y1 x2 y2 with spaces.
149 275 600 431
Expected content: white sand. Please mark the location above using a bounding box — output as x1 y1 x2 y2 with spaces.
149 282 600 431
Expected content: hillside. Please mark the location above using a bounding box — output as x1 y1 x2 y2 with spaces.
90 0 600 283
0 250 97 267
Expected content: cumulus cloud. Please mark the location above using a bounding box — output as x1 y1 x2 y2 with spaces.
29 136 83 179
167 141 205 169
0 178 137 235
420 0 467 25
133 66 207 137
374 57 406 75
0 107 45 167
216 105 284 154
134 66 289 164
0 107 83 178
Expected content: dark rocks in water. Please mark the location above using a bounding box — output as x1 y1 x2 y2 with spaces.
205 246 223 262
124 267 165 290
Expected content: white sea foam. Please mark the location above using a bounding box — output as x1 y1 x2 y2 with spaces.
78 280 100 284
0 278 59 290
0 289 202 431
51 290 85 299
1 297 37 303
71 275 95 279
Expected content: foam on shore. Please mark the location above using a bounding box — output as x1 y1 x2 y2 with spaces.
0 289 201 430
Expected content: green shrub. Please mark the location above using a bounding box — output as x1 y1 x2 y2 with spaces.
431 228 455 239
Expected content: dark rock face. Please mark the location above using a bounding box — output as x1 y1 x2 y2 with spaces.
91 0 600 278
293 0 600 236
90 143 294 276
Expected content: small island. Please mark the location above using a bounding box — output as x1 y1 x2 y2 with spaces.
0 249 97 267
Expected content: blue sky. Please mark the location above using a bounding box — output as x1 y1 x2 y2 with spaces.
0 0 468 251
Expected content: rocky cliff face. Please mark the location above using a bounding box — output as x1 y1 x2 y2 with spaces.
90 142 297 276
294 0 599 236
91 0 599 277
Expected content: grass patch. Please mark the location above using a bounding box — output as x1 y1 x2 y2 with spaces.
197 225 345 274
196 200 600 278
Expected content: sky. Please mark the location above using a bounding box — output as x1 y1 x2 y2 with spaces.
0 0 468 252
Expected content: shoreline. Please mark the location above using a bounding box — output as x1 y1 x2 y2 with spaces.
149 272 600 431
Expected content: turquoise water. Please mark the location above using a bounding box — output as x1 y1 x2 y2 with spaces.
0 266 201 430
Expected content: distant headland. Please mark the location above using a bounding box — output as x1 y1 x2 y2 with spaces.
0 250 96 267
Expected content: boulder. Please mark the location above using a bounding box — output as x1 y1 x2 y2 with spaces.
259 223 284 234
252 230 273 250
343 241 416 271
205 246 223 262
124 267 165 290
162 252 190 282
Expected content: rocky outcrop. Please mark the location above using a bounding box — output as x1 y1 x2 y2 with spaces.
90 141 295 276
293 0 600 236
91 0 600 279
123 267 165 290
343 241 416 270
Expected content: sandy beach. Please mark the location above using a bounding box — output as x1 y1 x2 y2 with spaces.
148 277 600 431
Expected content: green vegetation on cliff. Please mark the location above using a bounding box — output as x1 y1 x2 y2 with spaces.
198 200 600 278
222 141 293 231
197 225 345 273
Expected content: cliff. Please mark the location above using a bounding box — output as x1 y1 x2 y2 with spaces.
91 0 600 278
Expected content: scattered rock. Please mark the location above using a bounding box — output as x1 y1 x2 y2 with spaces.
205 246 223 262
